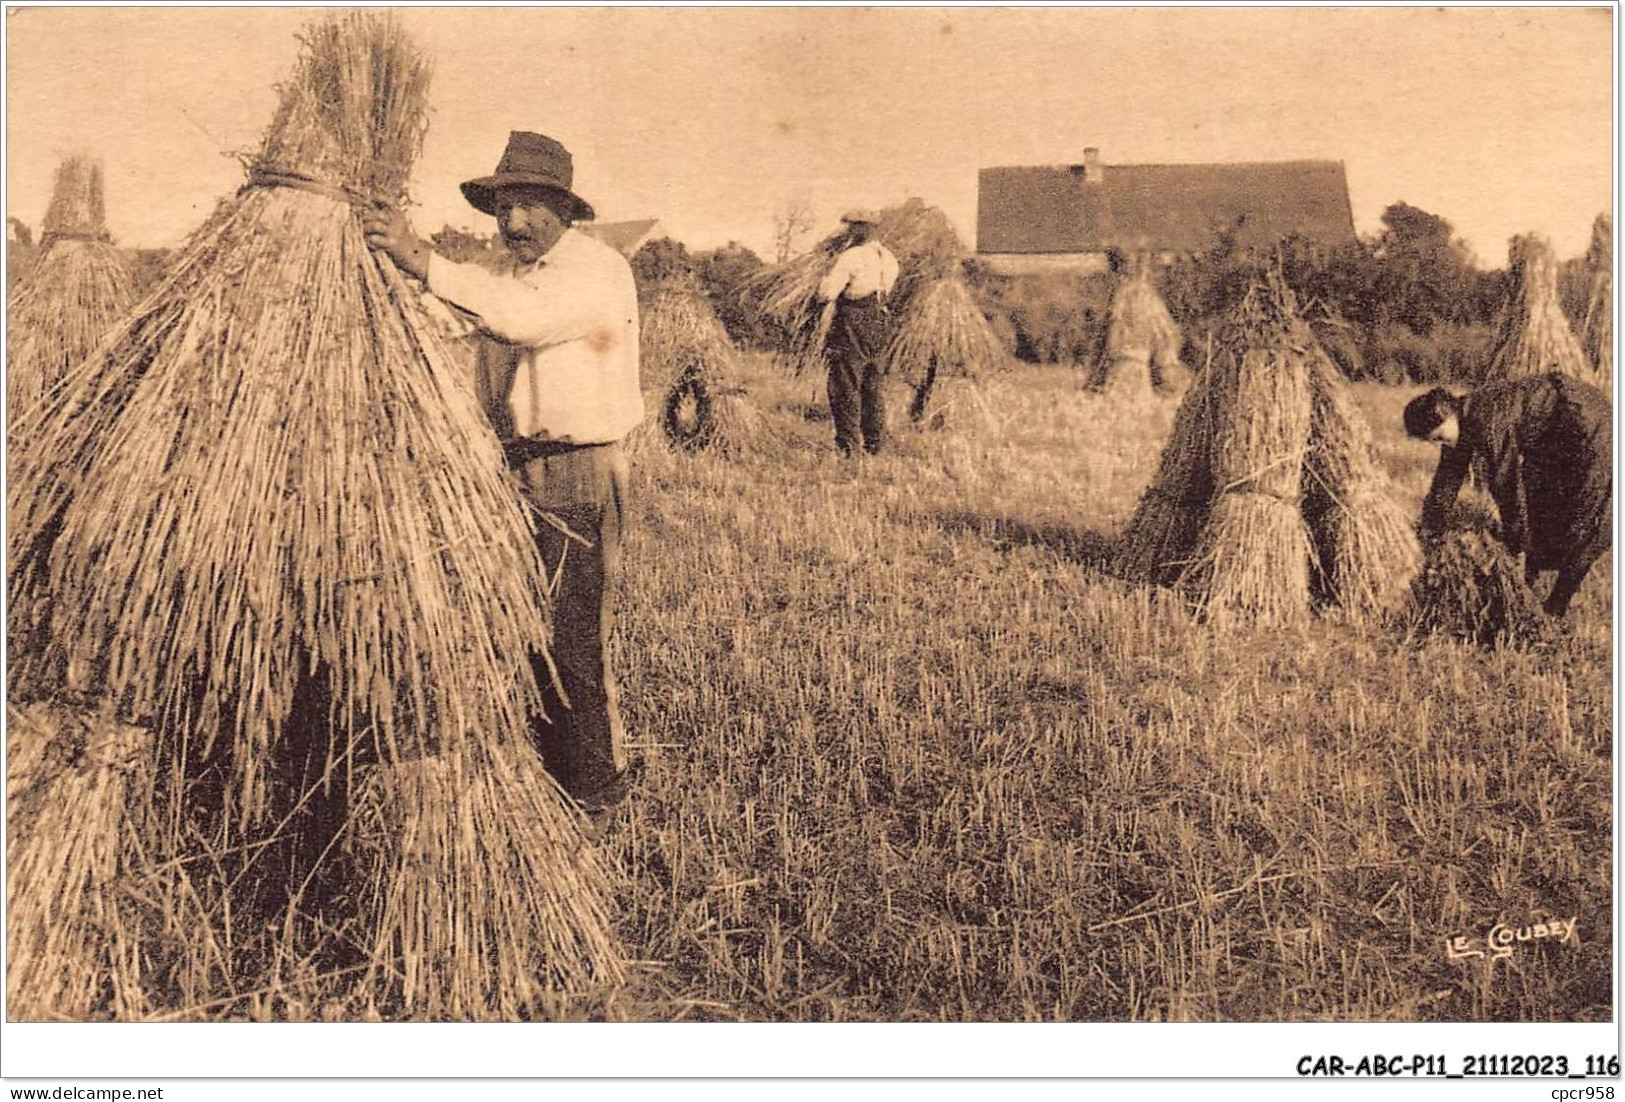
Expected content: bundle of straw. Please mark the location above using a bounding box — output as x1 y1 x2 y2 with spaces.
1582 214 1612 381
888 275 1006 421
8 12 622 1014
1183 277 1315 626
639 277 740 396
1302 350 1422 620
1407 526 1549 648
1484 234 1594 384
6 157 134 414
641 279 779 455
1118 377 1217 585
748 242 842 375
875 198 964 308
3 702 207 1020
344 738 623 1019
10 13 550 815
1087 263 1183 396
1125 273 1423 627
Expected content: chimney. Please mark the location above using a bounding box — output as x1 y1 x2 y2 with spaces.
1083 147 1104 185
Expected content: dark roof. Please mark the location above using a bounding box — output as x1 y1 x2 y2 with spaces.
977 160 1356 255
579 218 661 256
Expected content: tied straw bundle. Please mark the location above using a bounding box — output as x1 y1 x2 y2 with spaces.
1301 348 1421 620
1086 257 1184 397
1118 376 1217 587
1122 271 1417 627
640 276 779 455
1484 234 1594 385
1407 522 1550 649
1187 274 1315 628
1582 214 1612 382
6 157 134 415
8 12 621 1018
888 275 1008 423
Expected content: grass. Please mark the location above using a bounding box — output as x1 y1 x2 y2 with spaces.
11 355 1609 1023
598 354 1611 1022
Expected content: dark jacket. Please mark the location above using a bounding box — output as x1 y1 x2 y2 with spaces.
1421 373 1612 571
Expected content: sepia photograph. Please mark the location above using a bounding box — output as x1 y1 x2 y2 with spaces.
1 1 1617 1089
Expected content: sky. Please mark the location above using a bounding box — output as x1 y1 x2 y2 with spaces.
4 5 1615 267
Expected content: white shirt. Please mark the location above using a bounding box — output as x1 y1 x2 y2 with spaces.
816 240 900 302
426 229 643 445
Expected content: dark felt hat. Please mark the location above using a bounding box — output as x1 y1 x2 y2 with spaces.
460 131 596 223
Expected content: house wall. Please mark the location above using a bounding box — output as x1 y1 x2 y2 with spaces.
978 252 1110 276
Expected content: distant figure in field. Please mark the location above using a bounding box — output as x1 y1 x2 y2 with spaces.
815 210 899 457
1404 373 1612 616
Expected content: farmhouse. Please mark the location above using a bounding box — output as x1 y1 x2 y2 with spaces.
976 148 1357 274
579 217 663 257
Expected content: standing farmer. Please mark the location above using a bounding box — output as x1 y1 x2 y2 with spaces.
815 210 899 457
363 131 641 823
1404 372 1612 616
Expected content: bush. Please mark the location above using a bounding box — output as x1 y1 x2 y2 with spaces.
964 262 1110 365
1364 321 1494 384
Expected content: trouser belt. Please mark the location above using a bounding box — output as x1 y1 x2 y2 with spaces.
502 436 611 469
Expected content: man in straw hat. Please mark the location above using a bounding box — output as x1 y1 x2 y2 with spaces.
363 130 640 825
1404 372 1612 616
815 210 899 457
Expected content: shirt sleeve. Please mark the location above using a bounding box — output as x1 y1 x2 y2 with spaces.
816 250 855 302
880 246 899 294
1419 443 1471 537
426 252 618 348
1477 416 1529 555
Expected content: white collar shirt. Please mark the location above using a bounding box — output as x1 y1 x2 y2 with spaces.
425 228 643 444
816 239 900 302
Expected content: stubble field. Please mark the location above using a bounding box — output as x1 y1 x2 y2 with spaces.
595 354 1613 1022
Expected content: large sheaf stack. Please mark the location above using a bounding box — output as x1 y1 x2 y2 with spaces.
640 276 775 455
7 13 621 1020
1582 214 1612 382
749 199 1005 421
6 157 134 414
1484 234 1595 384
1121 272 1419 626
1086 256 1185 396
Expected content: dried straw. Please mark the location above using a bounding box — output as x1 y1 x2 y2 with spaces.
343 738 624 1019
1302 351 1421 621
1484 234 1594 384
749 198 977 378
747 242 842 375
6 702 155 1019
8 14 558 832
1407 526 1550 648
888 274 1007 422
1583 215 1612 381
1088 266 1182 394
1119 374 1217 585
7 157 134 414
42 155 109 239
639 277 740 395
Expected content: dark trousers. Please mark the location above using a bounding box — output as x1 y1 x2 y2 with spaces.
826 295 890 456
508 441 629 804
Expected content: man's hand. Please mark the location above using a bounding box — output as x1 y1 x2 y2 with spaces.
361 203 431 282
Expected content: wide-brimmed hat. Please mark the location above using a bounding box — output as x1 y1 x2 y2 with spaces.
841 209 881 226
460 131 596 223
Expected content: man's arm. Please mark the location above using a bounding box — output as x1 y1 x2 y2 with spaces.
1480 432 1529 558
815 250 855 303
425 254 620 348
1419 443 1471 538
362 204 619 348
